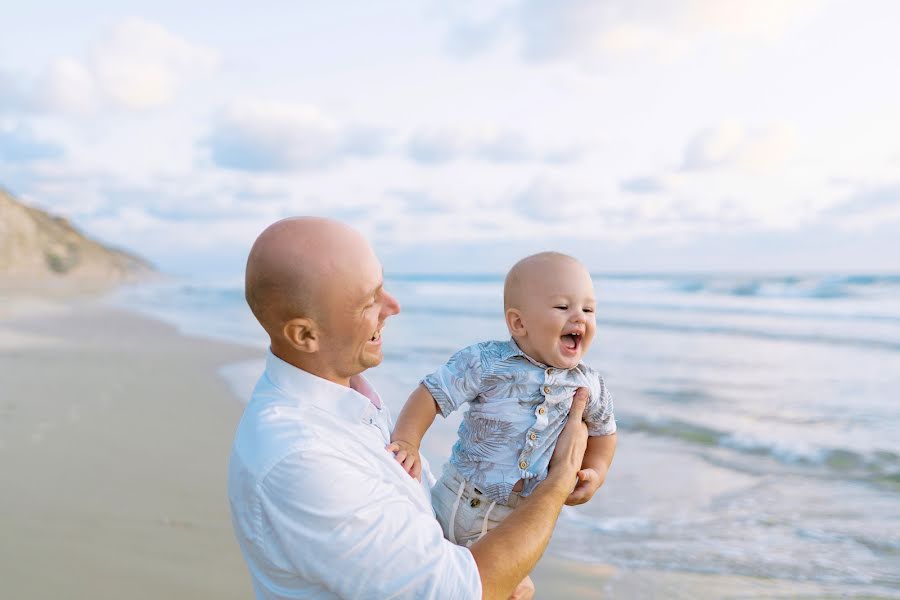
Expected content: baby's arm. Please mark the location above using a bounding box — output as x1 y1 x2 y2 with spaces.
387 384 441 481
565 433 616 506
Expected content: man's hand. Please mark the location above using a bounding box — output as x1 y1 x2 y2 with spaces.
386 440 422 481
565 465 607 506
545 387 590 492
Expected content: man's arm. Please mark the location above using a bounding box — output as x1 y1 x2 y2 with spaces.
468 388 590 600
566 432 616 505
387 384 440 480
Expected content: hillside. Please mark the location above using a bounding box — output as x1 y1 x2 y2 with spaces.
0 187 154 286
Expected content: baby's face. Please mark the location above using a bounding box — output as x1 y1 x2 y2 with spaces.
511 260 596 369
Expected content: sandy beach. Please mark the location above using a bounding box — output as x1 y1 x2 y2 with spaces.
0 294 257 599
1 293 887 599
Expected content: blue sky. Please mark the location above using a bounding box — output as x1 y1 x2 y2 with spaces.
1 0 899 275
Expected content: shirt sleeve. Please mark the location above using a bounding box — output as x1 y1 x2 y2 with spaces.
257 449 482 599
421 343 486 417
585 372 617 436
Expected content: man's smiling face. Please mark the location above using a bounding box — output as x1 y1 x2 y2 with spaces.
318 243 401 379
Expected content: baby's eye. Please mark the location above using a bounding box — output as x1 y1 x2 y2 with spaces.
583 307 595 313
554 305 568 310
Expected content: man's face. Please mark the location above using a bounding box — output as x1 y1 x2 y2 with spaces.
318 246 400 380
514 261 596 369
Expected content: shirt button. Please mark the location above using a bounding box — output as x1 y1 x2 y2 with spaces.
519 460 528 469
546 368 553 376
470 498 481 508
529 432 537 441
538 407 546 415
543 385 551 394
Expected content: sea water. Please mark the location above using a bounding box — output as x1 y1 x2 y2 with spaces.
112 273 900 595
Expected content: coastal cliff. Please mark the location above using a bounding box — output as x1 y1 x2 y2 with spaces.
0 186 154 288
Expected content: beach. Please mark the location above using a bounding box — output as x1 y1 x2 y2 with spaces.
0 294 256 599
2 288 897 599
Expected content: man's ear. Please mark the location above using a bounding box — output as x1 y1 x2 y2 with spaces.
506 308 526 337
283 317 319 353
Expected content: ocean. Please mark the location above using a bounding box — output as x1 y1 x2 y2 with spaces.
112 272 900 596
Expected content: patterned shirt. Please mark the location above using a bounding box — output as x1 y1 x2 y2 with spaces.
422 339 616 504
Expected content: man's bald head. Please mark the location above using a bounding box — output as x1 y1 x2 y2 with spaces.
245 217 373 337
503 251 583 311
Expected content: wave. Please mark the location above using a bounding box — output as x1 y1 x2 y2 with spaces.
397 305 900 352
388 272 900 300
622 415 900 490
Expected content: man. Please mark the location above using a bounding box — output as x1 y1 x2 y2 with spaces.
228 217 590 599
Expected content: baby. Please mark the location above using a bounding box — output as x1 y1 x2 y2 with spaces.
388 251 617 554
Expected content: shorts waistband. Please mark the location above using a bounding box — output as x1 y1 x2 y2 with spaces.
441 463 521 508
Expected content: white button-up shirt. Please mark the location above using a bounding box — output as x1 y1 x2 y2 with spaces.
228 351 482 599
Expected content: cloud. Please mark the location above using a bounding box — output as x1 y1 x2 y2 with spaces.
0 124 64 163
0 70 29 111
33 58 97 114
407 126 580 165
2 18 217 114
88 18 218 110
682 122 797 173
444 0 818 64
827 184 900 217
512 177 596 221
207 100 386 172
621 175 668 194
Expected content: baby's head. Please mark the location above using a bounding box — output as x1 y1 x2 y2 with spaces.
503 252 596 370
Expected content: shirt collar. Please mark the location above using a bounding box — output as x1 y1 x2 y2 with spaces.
264 349 382 424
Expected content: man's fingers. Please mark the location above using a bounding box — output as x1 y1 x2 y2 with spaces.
570 387 590 420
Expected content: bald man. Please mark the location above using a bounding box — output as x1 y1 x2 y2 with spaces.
228 218 590 600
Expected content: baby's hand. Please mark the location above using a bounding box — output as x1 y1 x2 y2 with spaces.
564 466 607 506
386 439 422 481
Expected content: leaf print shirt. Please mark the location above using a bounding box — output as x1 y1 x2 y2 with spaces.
422 339 616 505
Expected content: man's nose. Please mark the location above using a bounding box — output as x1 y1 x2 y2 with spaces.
383 290 401 316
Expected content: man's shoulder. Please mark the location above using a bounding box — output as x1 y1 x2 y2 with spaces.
231 393 350 482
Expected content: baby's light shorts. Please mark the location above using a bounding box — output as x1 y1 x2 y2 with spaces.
431 463 522 547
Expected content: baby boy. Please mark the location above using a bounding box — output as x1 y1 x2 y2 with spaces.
388 252 617 556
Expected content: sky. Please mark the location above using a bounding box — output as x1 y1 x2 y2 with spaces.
1 0 899 276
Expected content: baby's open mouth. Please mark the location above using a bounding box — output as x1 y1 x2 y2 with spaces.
561 332 581 351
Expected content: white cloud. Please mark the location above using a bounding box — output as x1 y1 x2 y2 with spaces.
3 18 218 114
407 125 581 164
34 58 96 114
512 177 597 221
446 0 819 65
682 122 798 173
207 100 386 172
88 18 218 110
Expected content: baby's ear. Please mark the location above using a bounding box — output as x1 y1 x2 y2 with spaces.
505 308 526 336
